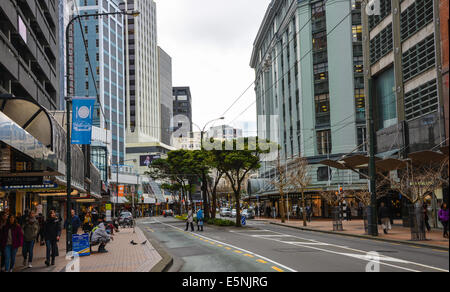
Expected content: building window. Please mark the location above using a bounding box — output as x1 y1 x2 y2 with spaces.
315 94 330 114
317 167 331 181
352 25 362 42
353 56 363 74
316 130 331 155
357 127 367 152
314 63 328 82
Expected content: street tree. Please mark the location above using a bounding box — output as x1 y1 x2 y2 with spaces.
289 156 311 227
270 153 293 223
212 138 271 227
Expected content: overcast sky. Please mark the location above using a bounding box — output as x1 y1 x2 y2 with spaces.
155 0 272 136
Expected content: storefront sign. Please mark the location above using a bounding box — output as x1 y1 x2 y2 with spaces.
118 185 125 197
71 97 96 145
0 176 59 191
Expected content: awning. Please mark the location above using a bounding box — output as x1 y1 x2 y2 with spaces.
0 94 53 149
375 158 407 172
408 151 448 165
318 159 348 170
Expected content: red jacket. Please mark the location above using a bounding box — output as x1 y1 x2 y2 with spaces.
0 224 24 249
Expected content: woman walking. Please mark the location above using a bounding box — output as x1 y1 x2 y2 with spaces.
438 203 449 239
43 210 61 266
185 207 194 232
0 215 23 272
22 210 39 268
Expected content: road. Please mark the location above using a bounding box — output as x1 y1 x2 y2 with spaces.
138 217 449 272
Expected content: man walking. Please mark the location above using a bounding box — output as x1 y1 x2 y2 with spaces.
378 202 391 234
43 210 61 266
185 207 194 232
65 210 81 235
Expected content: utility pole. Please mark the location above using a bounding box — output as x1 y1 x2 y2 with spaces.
367 79 378 236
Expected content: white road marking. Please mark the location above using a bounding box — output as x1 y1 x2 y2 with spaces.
151 219 298 272
231 226 448 272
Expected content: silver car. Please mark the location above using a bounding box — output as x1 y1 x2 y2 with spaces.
242 209 254 219
220 208 231 217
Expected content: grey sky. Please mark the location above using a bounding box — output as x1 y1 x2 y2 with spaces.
155 0 272 136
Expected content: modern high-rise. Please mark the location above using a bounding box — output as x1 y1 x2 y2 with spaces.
249 0 367 217
121 0 160 144
158 46 173 146
173 86 193 137
71 0 126 166
362 0 446 156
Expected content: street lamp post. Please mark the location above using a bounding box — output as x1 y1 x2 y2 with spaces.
65 9 139 252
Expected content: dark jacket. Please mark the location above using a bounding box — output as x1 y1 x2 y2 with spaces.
44 218 61 241
23 217 39 242
65 215 81 231
0 224 24 249
378 206 390 219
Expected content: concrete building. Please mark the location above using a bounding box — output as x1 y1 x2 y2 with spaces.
362 0 446 155
71 0 126 166
439 0 449 146
158 47 173 146
207 125 243 141
250 0 367 213
173 132 202 150
0 0 60 110
173 86 193 138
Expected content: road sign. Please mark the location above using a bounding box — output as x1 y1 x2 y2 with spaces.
241 215 246 226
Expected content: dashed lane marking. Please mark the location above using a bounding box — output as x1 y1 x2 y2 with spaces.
257 259 268 264
272 266 284 272
151 219 297 272
243 254 255 258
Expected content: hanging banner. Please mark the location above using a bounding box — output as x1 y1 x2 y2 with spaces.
71 97 96 145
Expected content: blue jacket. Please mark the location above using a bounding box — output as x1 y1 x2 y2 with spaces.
197 210 204 221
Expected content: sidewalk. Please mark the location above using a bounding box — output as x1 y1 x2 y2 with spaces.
12 226 162 272
254 217 449 249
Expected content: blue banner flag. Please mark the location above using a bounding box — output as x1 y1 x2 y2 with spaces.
71 97 96 145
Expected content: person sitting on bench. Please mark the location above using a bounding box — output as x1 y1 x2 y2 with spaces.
90 215 113 253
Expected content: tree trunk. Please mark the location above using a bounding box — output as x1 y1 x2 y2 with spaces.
211 185 218 219
202 173 210 219
235 185 242 227
279 190 286 223
302 189 307 227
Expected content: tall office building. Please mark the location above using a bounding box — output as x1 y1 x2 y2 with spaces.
362 0 446 155
71 0 126 165
121 0 159 144
173 86 193 137
251 0 366 188
158 46 173 146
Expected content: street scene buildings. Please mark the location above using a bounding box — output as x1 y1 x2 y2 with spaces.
0 0 448 275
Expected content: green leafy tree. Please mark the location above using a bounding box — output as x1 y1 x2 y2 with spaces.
212 138 272 227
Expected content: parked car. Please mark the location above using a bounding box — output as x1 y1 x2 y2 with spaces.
231 209 237 218
163 209 173 217
119 212 134 227
242 209 254 219
220 208 231 217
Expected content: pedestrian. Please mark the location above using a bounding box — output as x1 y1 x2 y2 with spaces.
36 213 45 246
82 212 93 233
438 203 449 238
197 208 204 232
0 211 9 272
43 210 61 266
346 205 352 221
22 210 39 268
185 207 194 232
91 215 113 253
0 215 23 272
378 202 391 234
307 205 313 222
65 210 81 235
422 203 431 232
91 208 98 226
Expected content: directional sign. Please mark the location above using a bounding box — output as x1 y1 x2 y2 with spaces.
241 215 247 226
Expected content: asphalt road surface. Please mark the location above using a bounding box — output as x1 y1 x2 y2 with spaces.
138 217 449 272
